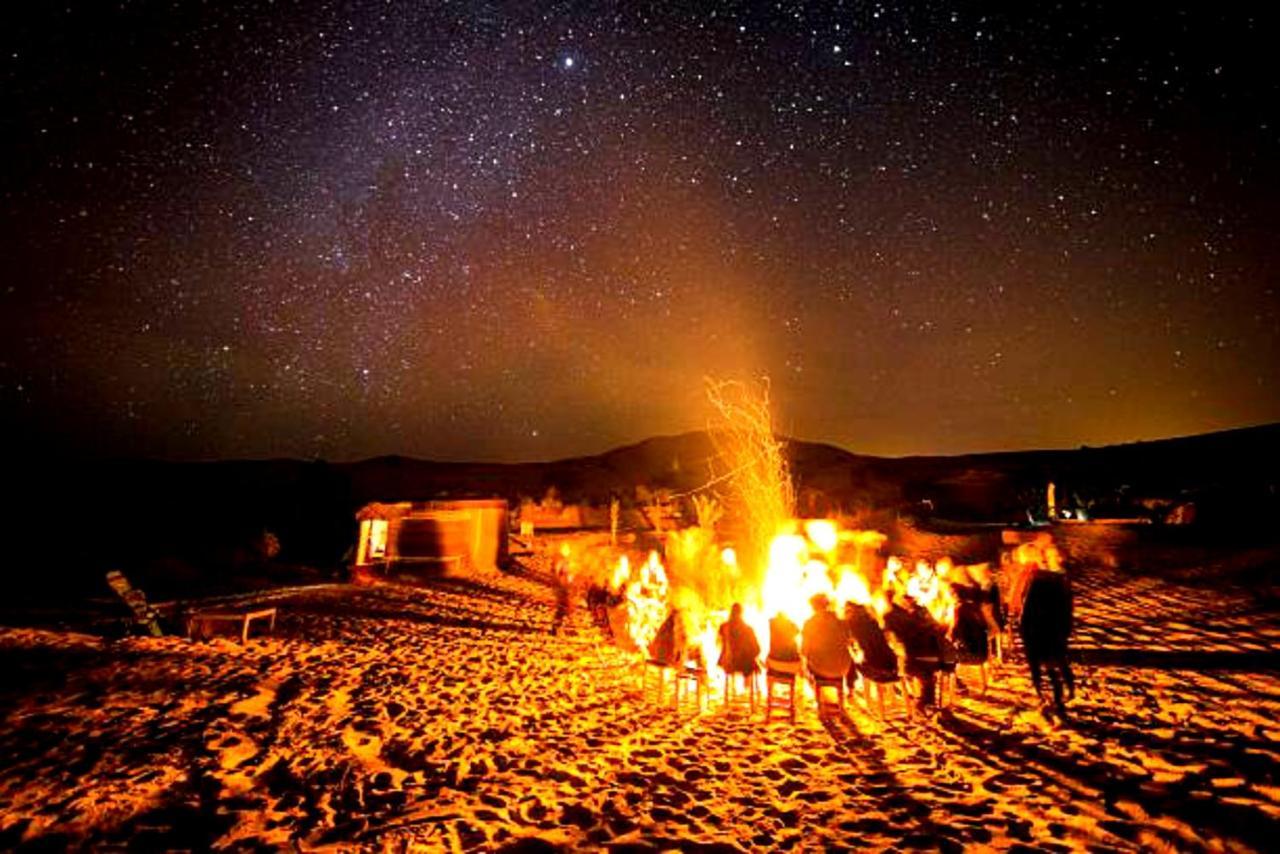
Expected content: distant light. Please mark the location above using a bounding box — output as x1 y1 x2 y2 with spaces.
563 57 574 69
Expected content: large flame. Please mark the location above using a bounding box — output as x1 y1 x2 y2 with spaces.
601 515 970 668
620 551 670 655
583 379 975 687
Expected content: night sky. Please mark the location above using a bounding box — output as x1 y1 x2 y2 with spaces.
2 2 1276 462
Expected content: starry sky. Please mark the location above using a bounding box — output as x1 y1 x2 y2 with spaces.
2 2 1277 462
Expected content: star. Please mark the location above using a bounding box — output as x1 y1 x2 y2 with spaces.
0 2 1272 461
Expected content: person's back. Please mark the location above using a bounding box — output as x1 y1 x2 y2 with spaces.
983 578 1006 635
1021 570 1072 657
802 606 851 679
846 604 897 676
649 609 684 666
884 598 944 710
718 604 761 675
951 584 989 664
884 601 941 662
768 613 800 663
1019 567 1075 713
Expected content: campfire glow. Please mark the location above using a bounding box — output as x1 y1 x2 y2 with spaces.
598 517 966 677
558 379 970 694
621 551 670 655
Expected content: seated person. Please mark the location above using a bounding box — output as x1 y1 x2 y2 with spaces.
801 594 851 684
717 602 761 676
648 608 686 667
766 611 801 675
950 579 991 666
843 600 898 684
883 593 945 711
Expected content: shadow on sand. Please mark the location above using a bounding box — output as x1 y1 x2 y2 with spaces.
1075 647 1280 671
938 706 1279 852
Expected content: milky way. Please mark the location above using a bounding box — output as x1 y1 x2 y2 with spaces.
2 2 1276 461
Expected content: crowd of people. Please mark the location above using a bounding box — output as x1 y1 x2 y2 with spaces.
550 528 1076 719
644 533 1076 719
794 534 1074 717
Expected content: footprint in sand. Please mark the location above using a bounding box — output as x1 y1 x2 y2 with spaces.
211 730 259 774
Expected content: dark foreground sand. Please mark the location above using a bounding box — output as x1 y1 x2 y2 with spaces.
2 559 1279 852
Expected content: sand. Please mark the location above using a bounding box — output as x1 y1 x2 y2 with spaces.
1 559 1279 852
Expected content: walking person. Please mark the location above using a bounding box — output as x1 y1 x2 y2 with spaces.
1018 557 1075 716
550 548 574 636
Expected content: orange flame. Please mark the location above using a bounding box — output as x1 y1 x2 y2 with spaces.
616 551 670 653
601 518 976 680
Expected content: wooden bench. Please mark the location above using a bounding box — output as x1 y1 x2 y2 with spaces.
187 607 277 643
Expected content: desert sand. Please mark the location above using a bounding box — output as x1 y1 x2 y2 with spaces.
2 558 1279 852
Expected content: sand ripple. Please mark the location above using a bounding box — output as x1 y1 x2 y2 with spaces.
0 564 1278 851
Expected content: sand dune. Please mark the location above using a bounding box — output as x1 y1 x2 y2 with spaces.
1 561 1279 851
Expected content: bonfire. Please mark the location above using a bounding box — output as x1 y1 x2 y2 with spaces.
549 378 972 701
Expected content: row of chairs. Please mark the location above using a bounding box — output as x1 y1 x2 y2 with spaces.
636 659 895 721
805 655 998 721
640 659 709 711
638 635 1005 722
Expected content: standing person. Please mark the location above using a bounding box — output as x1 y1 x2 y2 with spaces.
550 547 573 636
950 577 990 665
1019 558 1075 716
967 563 1006 661
948 571 992 694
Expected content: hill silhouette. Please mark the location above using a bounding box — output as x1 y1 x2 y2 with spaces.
7 423 1279 601
344 421 1280 510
